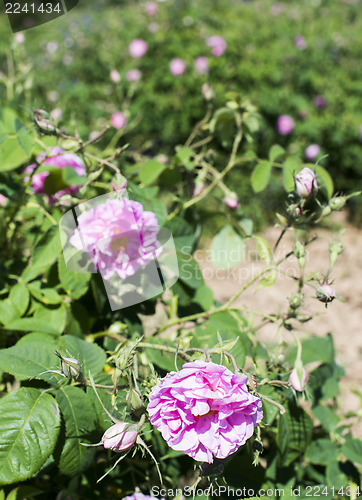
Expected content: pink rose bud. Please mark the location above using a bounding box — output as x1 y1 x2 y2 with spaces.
126 69 142 82
102 423 138 452
294 35 307 50
144 1 158 16
129 39 148 58
194 56 209 75
206 35 227 57
33 109 57 135
295 167 317 198
289 367 308 392
277 114 295 135
170 58 186 76
110 69 121 83
193 181 204 197
111 112 128 130
316 284 336 304
0 194 7 207
305 144 321 160
224 193 240 209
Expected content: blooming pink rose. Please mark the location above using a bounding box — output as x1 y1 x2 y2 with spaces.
70 198 162 280
126 69 142 82
129 39 148 58
295 167 317 198
111 112 128 130
144 1 158 16
148 361 263 463
305 144 321 160
289 367 308 392
102 422 137 452
294 35 306 50
224 193 240 209
110 69 121 83
194 57 209 75
206 35 227 57
316 284 336 304
277 115 295 135
170 58 186 76
24 146 85 200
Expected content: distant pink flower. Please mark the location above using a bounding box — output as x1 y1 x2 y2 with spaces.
202 83 214 100
102 423 137 452
50 108 62 120
313 95 326 108
277 115 295 135
14 33 25 44
194 57 209 75
305 144 321 160
170 58 186 76
148 360 263 463
70 198 162 280
148 23 159 33
0 194 7 206
206 35 227 57
122 494 160 500
224 193 240 209
126 69 142 82
295 167 317 198
289 368 308 392
144 1 158 16
110 69 121 83
24 146 85 200
156 154 169 164
294 35 306 50
271 3 284 15
111 112 128 130
129 39 148 58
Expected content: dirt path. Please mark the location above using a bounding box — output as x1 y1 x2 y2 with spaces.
196 211 362 437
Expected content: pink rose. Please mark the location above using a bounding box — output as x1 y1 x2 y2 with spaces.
129 39 148 58
194 57 209 75
294 35 306 50
144 1 158 16
206 35 227 57
110 69 121 83
111 112 128 130
305 144 321 160
277 115 295 135
170 58 186 76
289 367 308 392
148 361 263 463
126 69 142 82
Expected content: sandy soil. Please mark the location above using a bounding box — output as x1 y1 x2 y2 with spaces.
196 211 362 437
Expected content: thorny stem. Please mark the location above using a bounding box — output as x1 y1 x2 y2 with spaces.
257 393 285 414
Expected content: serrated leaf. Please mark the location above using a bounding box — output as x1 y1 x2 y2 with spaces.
258 385 279 425
0 388 60 485
0 299 19 325
312 405 339 432
176 251 204 289
0 341 61 384
341 437 362 465
0 109 34 172
55 386 97 476
210 225 245 270
192 285 214 310
58 254 91 300
315 165 334 199
28 284 62 305
305 439 338 465
326 461 348 489
22 226 61 282
251 160 272 193
175 147 194 171
9 284 30 316
7 304 66 335
283 156 302 192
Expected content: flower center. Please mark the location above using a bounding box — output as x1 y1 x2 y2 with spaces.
196 409 217 420
110 236 129 253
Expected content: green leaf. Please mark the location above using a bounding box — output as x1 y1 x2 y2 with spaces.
0 388 60 485
145 339 178 372
254 235 272 264
0 299 19 325
269 144 285 163
139 160 166 185
305 439 338 465
22 226 61 282
210 225 245 270
258 385 279 425
341 437 362 465
312 405 340 432
175 147 194 171
58 254 91 299
176 251 204 289
192 285 214 310
55 386 97 476
251 160 272 193
62 166 86 186
277 401 313 467
58 335 106 378
28 284 62 305
7 305 67 335
326 461 349 489
0 340 60 384
9 284 30 316
283 156 302 192
257 269 277 290
290 334 334 366
0 109 34 172
315 165 334 199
